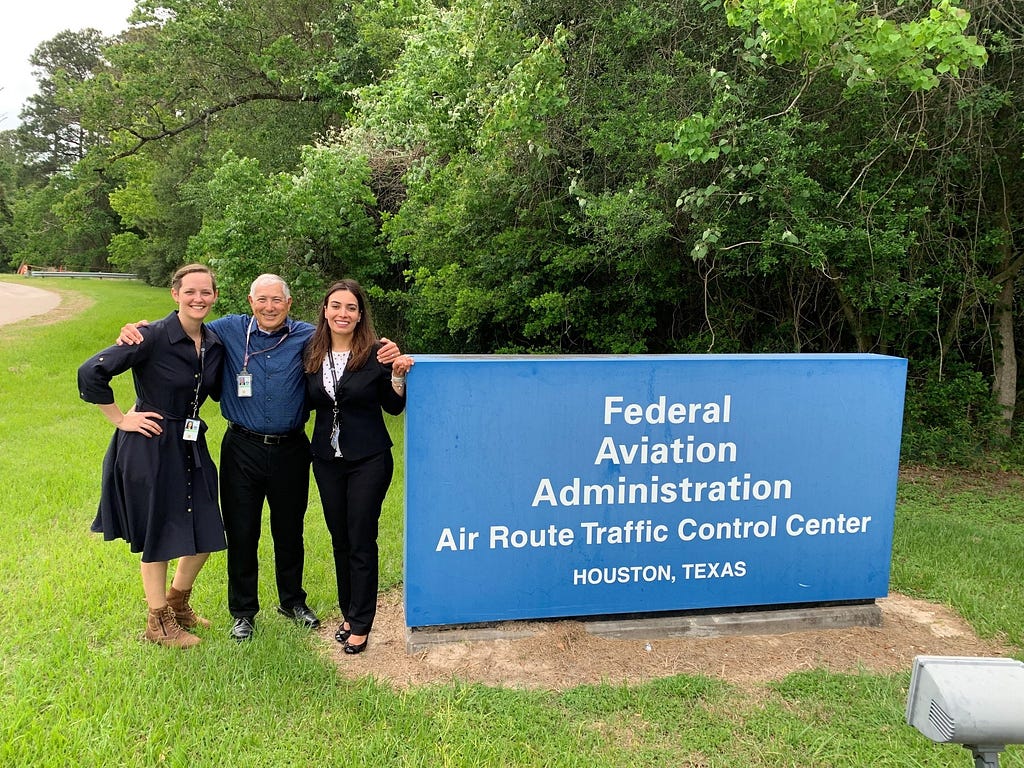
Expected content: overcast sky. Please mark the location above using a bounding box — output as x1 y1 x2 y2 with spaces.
1 0 137 128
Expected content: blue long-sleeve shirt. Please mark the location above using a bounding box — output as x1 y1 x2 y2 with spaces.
207 314 314 434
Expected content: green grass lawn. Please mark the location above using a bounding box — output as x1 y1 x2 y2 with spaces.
1 276 1022 767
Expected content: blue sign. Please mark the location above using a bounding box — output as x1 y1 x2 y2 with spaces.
403 354 907 628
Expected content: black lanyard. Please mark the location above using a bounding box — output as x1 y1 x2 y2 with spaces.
326 351 350 455
326 351 347 426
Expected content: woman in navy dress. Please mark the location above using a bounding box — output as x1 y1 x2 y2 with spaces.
303 279 413 654
78 264 225 648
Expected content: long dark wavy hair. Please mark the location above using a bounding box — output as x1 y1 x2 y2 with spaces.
303 279 379 373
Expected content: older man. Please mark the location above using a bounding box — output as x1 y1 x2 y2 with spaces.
121 274 400 641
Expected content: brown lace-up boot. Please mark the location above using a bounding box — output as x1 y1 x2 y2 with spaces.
143 605 200 648
166 586 211 630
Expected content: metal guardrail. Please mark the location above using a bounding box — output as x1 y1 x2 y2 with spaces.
29 271 138 279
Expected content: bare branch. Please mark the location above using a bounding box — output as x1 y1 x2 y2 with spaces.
105 92 321 162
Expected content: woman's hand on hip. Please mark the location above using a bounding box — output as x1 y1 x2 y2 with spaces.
118 409 164 436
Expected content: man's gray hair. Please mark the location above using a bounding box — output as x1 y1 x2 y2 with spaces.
249 274 291 299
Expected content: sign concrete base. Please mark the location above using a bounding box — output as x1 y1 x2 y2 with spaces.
405 601 881 653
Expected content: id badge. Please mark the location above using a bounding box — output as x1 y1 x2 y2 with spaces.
237 372 252 397
183 418 200 442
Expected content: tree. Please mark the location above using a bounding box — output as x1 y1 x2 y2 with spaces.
919 0 1024 437
83 0 407 163
341 0 984 356
315 0 1008 454
75 0 420 287
5 0 1014 450
0 132 23 265
17 29 108 176
0 30 121 271
188 145 383 319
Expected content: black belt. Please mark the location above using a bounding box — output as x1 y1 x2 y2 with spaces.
228 422 304 445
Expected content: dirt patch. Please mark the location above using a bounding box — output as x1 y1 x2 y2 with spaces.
899 462 1024 495
43 288 95 325
318 591 1014 690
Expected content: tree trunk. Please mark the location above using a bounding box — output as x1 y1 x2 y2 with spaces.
833 279 870 352
992 271 1017 438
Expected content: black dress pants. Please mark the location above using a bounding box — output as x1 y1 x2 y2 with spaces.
221 428 311 618
311 449 393 635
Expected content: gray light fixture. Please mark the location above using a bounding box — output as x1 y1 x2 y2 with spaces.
905 655 1024 767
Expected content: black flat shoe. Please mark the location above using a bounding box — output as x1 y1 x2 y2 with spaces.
230 617 255 642
343 638 368 655
335 623 351 643
277 603 321 629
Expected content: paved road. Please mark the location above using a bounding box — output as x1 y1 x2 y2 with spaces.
0 281 61 326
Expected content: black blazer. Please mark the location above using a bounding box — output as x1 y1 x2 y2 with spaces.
305 342 406 461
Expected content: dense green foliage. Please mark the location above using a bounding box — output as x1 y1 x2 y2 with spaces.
0 0 1021 460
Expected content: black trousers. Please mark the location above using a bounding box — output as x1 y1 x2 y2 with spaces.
311 449 394 635
221 428 311 618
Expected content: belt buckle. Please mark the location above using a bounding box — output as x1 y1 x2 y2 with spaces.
263 434 282 445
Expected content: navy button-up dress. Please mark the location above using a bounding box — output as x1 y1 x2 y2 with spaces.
78 311 226 562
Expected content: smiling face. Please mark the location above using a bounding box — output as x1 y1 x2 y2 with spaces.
324 288 361 344
247 279 292 332
171 271 217 322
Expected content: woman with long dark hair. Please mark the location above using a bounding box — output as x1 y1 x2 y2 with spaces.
303 279 413 654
